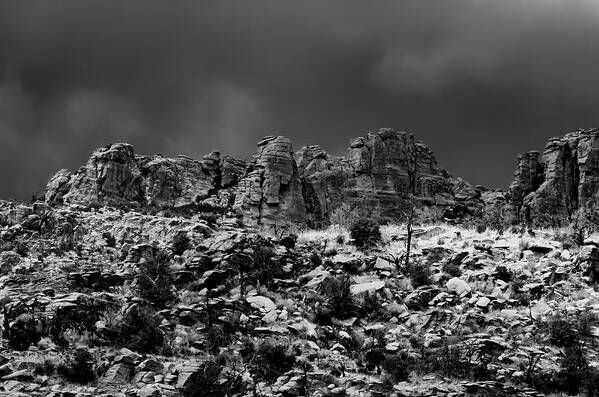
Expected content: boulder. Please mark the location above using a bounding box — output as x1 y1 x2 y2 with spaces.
446 277 471 296
104 362 134 383
175 360 222 396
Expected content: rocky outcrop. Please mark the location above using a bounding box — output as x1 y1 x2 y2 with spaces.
139 153 220 208
45 144 246 210
297 128 462 226
234 136 306 227
62 143 144 207
508 128 599 225
44 128 480 227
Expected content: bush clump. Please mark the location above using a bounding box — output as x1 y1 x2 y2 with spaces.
315 275 355 322
57 348 96 383
136 250 176 308
350 218 382 249
102 305 165 354
172 232 191 256
243 339 297 383
442 261 462 277
406 262 433 288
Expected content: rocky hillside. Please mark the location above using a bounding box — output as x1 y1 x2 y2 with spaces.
44 128 483 229
1 198 599 396
2 127 599 396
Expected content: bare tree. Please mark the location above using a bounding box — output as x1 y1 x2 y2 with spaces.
400 194 418 269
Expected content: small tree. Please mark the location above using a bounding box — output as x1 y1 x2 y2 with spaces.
136 249 176 308
350 218 382 249
482 202 506 234
569 201 599 246
400 195 418 269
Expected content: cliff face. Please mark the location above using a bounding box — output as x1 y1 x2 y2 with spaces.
508 128 599 225
45 143 247 210
297 128 459 226
44 128 480 227
233 136 306 228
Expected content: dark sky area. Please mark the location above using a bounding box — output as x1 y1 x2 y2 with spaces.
1 1 599 200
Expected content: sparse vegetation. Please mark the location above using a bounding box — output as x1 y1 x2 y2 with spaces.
350 218 382 249
57 348 96 384
135 249 176 308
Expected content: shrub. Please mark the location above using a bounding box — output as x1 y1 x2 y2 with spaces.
33 358 56 375
406 262 433 288
482 202 506 233
494 266 512 282
205 323 236 355
279 233 298 250
103 305 165 354
102 232 116 248
172 232 191 256
475 223 487 234
350 218 382 249
318 275 355 320
136 250 176 308
246 339 296 383
330 203 363 229
248 244 280 287
57 348 96 384
382 351 415 383
569 203 599 246
442 261 462 277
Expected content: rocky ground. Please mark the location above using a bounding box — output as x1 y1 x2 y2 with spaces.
0 199 599 396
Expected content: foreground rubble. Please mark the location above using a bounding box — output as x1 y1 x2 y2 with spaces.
0 199 598 396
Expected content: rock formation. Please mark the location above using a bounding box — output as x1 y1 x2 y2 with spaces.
234 136 306 228
508 128 599 225
44 128 480 227
45 144 247 210
297 128 464 226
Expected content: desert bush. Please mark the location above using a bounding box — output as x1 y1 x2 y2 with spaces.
102 232 116 248
136 250 176 308
475 223 487 234
33 358 57 375
316 275 355 321
494 265 512 282
350 218 382 249
405 261 433 288
248 244 280 287
553 228 576 249
442 261 462 277
279 233 298 250
102 305 165 354
482 202 507 233
57 348 96 384
382 350 415 383
172 232 190 256
569 203 599 246
245 339 297 383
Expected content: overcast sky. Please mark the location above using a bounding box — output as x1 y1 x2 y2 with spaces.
1 1 599 200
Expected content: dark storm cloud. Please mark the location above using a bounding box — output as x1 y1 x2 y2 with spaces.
1 0 599 199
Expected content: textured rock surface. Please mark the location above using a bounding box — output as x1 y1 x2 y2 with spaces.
508 128 599 224
46 143 246 210
297 128 463 226
62 143 143 206
234 136 306 227
45 129 479 227
139 152 220 208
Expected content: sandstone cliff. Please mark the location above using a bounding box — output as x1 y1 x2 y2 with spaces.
45 143 247 210
508 128 599 225
44 128 480 227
